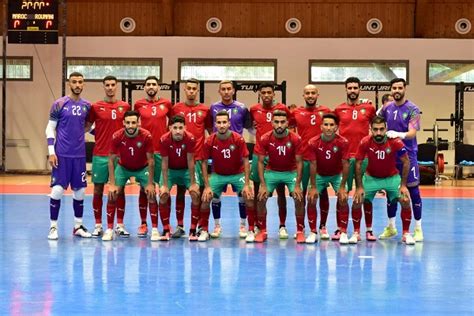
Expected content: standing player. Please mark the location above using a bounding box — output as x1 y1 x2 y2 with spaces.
334 77 377 243
379 78 423 242
199 111 254 242
87 76 130 237
46 72 92 240
209 80 252 238
171 78 212 238
254 110 305 243
353 116 415 245
134 76 172 237
376 93 394 116
306 113 351 244
291 84 332 240
249 83 290 239
159 115 201 241
103 111 156 241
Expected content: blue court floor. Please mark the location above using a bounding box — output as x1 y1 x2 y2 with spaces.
1 194 473 315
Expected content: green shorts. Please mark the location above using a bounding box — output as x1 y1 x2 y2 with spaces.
153 153 162 183
114 165 150 187
194 160 204 187
250 154 268 183
209 173 245 199
160 168 191 188
92 156 118 184
347 158 368 191
301 160 311 191
264 170 299 195
363 174 401 202
316 174 342 193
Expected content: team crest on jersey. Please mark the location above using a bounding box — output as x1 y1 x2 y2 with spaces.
137 142 143 148
82 106 88 112
118 106 123 112
402 112 408 119
181 144 186 149
286 142 292 148
333 146 339 152
360 108 366 115
229 144 236 151
159 104 165 110
232 108 238 114
386 147 391 154
319 111 323 116
197 111 203 117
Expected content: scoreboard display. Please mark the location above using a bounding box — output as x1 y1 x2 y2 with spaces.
8 0 59 44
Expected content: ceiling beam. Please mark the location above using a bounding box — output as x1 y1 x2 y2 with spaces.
414 0 429 37
162 0 174 35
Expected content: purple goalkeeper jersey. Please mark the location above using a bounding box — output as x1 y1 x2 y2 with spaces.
49 96 91 158
210 101 250 135
379 99 420 156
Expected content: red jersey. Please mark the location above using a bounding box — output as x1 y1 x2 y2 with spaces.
202 131 249 175
134 98 172 153
88 100 131 156
334 102 376 158
111 128 153 171
255 130 303 172
307 134 350 176
249 103 290 145
160 131 196 170
291 105 332 160
171 102 211 159
356 135 407 178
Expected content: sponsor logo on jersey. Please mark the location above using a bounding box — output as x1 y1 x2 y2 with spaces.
137 142 143 148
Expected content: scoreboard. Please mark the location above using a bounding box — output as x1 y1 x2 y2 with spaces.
8 0 59 44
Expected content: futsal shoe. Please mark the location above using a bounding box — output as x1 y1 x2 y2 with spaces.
366 230 377 242
92 225 103 238
210 225 222 238
137 223 148 238
102 228 114 241
73 225 92 238
198 230 210 242
413 227 424 242
331 229 341 241
172 226 186 238
159 231 171 241
305 232 318 244
115 225 130 238
378 226 398 239
296 231 306 243
255 230 268 243
189 230 198 242
245 231 255 243
150 228 160 241
402 232 416 245
339 232 349 245
279 226 289 239
48 226 58 240
319 227 330 240
239 225 248 238
349 231 361 244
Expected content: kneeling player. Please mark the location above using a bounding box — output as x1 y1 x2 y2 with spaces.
199 111 254 242
158 115 201 241
103 111 156 241
353 116 415 245
307 113 351 244
254 110 305 243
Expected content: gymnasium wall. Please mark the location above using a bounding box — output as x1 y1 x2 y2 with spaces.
2 36 474 171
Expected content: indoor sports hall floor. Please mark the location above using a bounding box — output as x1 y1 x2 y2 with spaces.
1 175 473 315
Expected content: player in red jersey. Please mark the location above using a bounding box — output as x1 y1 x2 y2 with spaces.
291 84 332 240
159 115 201 241
334 77 377 242
307 113 351 244
134 76 172 238
86 76 131 238
353 116 415 245
249 82 291 239
102 111 156 241
254 110 305 243
198 111 254 241
171 78 212 238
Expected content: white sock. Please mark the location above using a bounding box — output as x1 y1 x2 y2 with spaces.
388 217 396 228
415 219 422 229
74 217 82 228
215 219 221 226
240 218 246 226
50 220 57 228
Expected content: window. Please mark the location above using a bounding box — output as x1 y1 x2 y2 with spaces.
179 59 277 82
427 60 474 84
309 60 409 84
66 58 162 81
0 57 32 80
